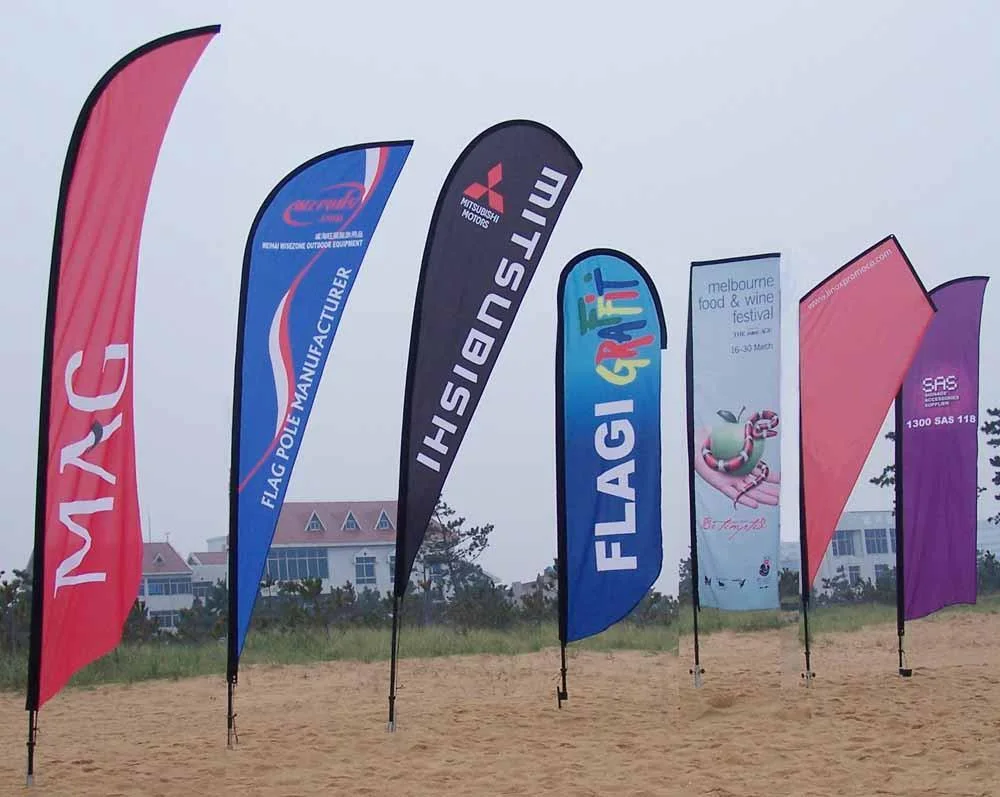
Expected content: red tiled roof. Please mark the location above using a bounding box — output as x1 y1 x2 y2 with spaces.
142 542 191 575
272 500 397 546
188 551 227 566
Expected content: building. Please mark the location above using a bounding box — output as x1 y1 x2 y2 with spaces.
779 510 1000 590
204 500 399 595
510 567 557 606
139 542 195 629
186 550 227 599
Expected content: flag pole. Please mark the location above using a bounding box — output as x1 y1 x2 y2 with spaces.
557 641 568 708
684 270 704 687
893 391 912 676
689 547 703 687
798 376 814 685
387 594 401 730
26 711 38 786
25 21 79 771
555 274 570 708
227 201 252 750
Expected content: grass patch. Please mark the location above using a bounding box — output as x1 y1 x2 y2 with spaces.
3 596 997 694
796 593 1000 642
572 623 678 654
800 603 896 637
0 621 677 694
677 607 789 636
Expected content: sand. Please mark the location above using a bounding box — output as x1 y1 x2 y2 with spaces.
2 612 999 796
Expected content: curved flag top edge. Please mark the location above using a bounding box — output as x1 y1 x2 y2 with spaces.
28 25 220 717
900 276 989 621
393 120 582 598
798 236 935 591
228 142 413 676
556 250 665 644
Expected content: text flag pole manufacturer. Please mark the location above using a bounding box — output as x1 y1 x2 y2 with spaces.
228 142 411 745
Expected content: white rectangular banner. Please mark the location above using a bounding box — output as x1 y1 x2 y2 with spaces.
687 254 781 610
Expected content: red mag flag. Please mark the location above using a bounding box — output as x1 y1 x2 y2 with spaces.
27 27 220 712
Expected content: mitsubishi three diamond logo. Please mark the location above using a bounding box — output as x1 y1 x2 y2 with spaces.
459 162 504 230
463 163 504 213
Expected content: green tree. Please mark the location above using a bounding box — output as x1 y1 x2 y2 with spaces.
175 598 219 643
413 499 495 595
174 580 228 642
122 599 160 643
678 554 693 605
855 567 896 605
449 581 517 630
978 550 1000 593
517 571 556 626
818 566 857 605
0 568 32 654
869 431 896 514
625 589 679 626
983 408 1000 524
778 568 800 606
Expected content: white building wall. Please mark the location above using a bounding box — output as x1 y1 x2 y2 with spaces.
326 543 395 594
139 577 195 612
979 522 1000 554
815 510 896 587
778 511 1000 593
143 593 194 612
262 542 395 595
191 563 227 586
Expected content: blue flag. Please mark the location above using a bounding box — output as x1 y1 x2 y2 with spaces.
229 142 411 673
556 249 666 643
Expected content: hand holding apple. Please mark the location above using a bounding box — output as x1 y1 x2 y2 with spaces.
695 427 780 509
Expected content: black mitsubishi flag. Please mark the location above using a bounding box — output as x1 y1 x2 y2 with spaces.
393 120 582 595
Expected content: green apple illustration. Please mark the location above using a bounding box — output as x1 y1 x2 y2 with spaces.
709 406 763 477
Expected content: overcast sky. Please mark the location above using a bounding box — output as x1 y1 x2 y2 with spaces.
0 0 997 594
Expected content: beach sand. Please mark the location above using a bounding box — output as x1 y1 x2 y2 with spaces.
2 611 998 796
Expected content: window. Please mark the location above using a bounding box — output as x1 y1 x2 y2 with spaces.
149 610 182 629
847 565 862 586
889 528 897 554
192 581 213 599
355 555 377 586
375 510 393 530
137 580 145 596
832 530 856 557
428 562 447 585
146 576 192 595
342 512 360 531
305 512 326 533
874 564 891 584
865 528 889 555
265 548 329 582
388 554 396 576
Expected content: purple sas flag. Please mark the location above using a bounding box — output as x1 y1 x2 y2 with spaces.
900 276 989 620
